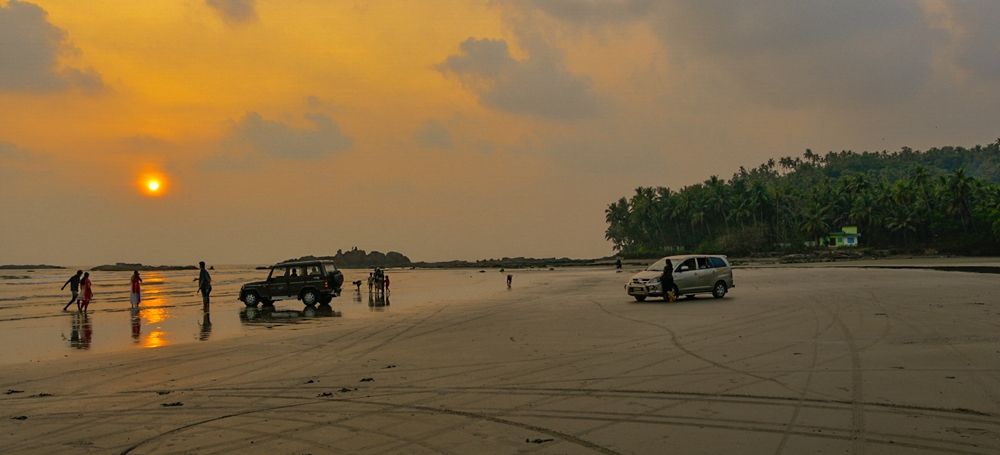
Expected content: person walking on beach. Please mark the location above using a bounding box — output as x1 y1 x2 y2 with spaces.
61 270 84 311
507 274 512 288
661 259 675 302
130 271 142 307
384 274 390 294
194 261 212 306
79 272 94 311
367 272 374 293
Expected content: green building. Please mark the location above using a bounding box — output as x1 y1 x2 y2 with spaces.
821 226 860 247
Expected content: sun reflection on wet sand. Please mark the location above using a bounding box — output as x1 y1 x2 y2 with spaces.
145 331 167 348
142 307 168 325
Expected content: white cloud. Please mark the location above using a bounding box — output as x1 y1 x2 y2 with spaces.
0 1 104 93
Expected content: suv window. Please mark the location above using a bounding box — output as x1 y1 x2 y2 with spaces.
678 259 696 272
269 267 288 280
289 266 307 279
710 257 727 268
307 264 323 276
697 257 711 269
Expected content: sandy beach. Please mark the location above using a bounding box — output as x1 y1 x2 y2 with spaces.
3 264 1000 454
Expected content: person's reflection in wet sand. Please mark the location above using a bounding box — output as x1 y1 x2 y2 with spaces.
130 307 141 343
199 311 212 341
354 288 362 303
368 293 387 311
69 312 92 350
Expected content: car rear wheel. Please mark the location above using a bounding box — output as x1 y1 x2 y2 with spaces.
633 295 646 302
319 295 332 305
712 281 727 298
302 290 319 306
243 291 260 307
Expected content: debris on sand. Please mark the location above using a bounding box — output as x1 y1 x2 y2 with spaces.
526 438 554 444
157 391 171 395
161 402 183 407
382 365 396 369
12 416 27 420
4 389 24 395
317 392 333 397
360 377 374 382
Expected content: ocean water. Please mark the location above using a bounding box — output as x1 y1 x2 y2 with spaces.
0 266 556 365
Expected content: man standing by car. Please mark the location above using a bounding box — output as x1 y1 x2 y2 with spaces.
194 261 212 307
661 259 675 302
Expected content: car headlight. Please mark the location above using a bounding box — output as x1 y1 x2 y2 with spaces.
648 277 661 284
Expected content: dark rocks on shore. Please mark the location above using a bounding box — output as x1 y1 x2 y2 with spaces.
0 264 64 270
91 263 198 272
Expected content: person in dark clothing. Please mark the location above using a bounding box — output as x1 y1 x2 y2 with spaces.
194 261 212 306
615 258 622 269
661 259 675 302
61 270 84 311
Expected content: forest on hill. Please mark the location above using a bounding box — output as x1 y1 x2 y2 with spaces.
605 140 1000 257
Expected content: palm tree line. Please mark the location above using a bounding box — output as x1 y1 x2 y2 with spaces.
606 141 1000 257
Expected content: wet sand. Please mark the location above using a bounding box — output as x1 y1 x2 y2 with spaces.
3 265 1000 454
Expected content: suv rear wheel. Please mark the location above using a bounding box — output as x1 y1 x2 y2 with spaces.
712 281 727 298
302 289 319 306
243 291 261 307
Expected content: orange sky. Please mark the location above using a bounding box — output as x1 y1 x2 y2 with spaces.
2 0 1000 265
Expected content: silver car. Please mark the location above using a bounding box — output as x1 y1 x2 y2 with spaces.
625 255 735 301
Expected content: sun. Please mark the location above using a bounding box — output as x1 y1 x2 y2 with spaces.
138 173 167 196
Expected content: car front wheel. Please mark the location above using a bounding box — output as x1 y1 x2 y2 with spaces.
633 295 646 302
302 290 319 306
712 281 727 298
243 291 260 307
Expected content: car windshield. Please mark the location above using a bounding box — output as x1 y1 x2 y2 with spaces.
645 259 669 272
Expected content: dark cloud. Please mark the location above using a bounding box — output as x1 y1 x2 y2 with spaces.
206 0 258 25
0 1 104 93
415 119 453 149
438 37 602 119
0 140 30 159
226 112 353 160
511 0 941 108
950 1 1000 81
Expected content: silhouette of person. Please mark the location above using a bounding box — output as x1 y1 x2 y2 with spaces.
615 258 622 269
661 259 675 302
507 274 513 288
61 270 83 311
194 261 212 307
130 271 142 307
79 272 93 312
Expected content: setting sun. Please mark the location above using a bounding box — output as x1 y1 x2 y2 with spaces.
138 173 167 196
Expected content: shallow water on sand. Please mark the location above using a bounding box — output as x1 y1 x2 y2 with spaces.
0 266 556 365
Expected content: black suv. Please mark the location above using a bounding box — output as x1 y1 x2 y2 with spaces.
240 261 344 307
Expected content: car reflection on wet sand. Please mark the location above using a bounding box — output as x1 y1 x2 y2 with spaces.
240 304 342 324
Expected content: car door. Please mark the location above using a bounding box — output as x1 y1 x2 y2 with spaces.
287 265 308 296
695 257 716 291
673 258 699 293
268 266 288 298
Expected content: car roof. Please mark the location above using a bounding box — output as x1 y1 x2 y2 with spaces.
274 260 336 267
657 254 727 262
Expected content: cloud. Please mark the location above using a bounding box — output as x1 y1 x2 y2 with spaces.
415 119 453 149
206 0 258 25
949 1 1000 81
0 1 104 93
0 140 30 159
224 112 353 160
438 37 602 119
509 0 940 108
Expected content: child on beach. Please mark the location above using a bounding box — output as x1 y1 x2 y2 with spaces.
79 272 93 311
130 271 142 307
384 275 390 294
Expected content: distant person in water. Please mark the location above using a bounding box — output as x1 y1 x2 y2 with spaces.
507 274 512 288
194 261 212 306
384 274 390 294
79 272 94 311
61 270 84 311
130 271 142 307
